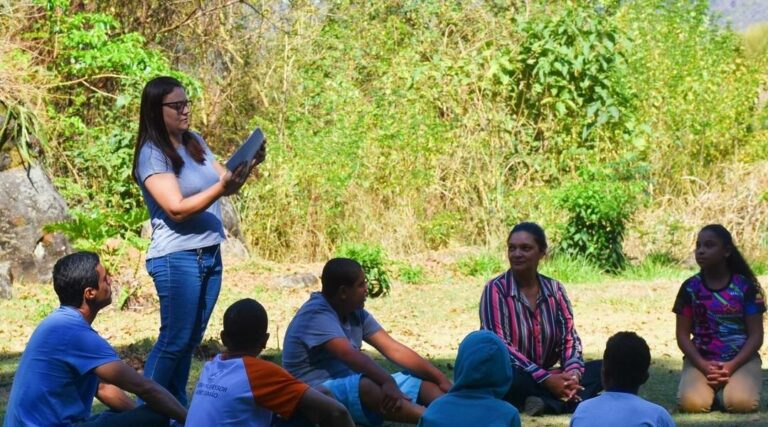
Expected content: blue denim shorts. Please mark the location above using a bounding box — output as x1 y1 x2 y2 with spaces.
322 372 422 426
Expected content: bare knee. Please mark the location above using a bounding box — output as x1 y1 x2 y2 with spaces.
358 377 383 413
418 381 444 406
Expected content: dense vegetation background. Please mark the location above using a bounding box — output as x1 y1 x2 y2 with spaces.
2 0 768 274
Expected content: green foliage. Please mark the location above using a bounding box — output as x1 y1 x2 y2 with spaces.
335 243 391 297
618 0 766 181
456 252 505 278
29 1 199 252
539 254 605 284
743 23 768 59
397 264 425 284
5 0 768 265
420 212 462 250
0 15 50 168
494 2 643 170
555 166 646 272
620 251 689 281
0 100 45 167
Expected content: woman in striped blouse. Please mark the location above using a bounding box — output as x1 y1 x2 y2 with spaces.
479 222 602 416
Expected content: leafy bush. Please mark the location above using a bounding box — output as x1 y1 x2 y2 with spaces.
457 252 505 278
618 0 766 180
494 2 642 170
397 264 425 284
335 243 391 297
30 1 198 253
555 167 645 272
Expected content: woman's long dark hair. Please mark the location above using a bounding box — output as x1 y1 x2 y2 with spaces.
132 76 205 181
701 224 762 290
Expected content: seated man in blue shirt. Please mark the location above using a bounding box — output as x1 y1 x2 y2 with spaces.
570 331 675 427
4 252 187 427
282 258 452 426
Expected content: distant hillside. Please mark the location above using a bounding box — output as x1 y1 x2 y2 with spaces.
710 0 768 30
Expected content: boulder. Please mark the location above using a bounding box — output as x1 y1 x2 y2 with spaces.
0 165 71 295
0 262 11 299
219 197 243 239
221 233 250 265
272 272 319 289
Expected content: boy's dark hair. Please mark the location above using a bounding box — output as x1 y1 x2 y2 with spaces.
700 224 761 290
321 258 363 297
603 331 650 390
508 222 548 252
53 252 101 307
222 298 268 352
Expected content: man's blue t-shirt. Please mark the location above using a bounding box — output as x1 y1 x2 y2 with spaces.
135 133 225 259
282 292 382 386
4 306 120 427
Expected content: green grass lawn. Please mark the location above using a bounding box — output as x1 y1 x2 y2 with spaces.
1 257 767 426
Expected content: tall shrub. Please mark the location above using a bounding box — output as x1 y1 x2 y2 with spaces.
555 167 645 272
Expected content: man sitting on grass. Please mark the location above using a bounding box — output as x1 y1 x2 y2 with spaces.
282 257 452 426
570 331 675 427
186 298 354 427
4 252 186 427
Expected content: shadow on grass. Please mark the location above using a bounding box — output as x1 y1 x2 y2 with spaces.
2 344 767 426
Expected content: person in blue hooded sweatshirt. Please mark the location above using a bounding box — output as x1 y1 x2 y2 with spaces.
418 331 521 427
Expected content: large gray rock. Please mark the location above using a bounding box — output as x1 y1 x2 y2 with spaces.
272 272 319 289
221 234 250 265
0 165 71 293
219 197 243 239
0 262 11 299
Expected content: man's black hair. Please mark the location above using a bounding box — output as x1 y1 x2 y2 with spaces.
321 258 363 297
222 298 268 352
603 331 651 390
53 252 101 307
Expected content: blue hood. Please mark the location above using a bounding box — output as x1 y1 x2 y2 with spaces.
451 330 513 398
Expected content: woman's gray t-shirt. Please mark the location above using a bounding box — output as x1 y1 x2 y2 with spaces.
135 133 225 259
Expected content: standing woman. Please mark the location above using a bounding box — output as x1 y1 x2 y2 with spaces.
674 224 765 413
479 222 602 416
132 76 265 405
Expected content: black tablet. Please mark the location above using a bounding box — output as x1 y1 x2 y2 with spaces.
226 128 265 172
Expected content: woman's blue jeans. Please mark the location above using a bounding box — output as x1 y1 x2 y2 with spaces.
142 244 222 406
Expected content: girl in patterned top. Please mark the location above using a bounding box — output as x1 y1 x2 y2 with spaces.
480 222 603 416
673 224 765 413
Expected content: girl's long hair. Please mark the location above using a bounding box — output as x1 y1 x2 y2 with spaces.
701 224 762 291
132 76 205 181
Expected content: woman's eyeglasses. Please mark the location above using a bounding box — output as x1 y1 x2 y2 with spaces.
162 100 191 113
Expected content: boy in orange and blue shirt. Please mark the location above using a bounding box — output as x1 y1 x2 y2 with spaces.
186 298 353 427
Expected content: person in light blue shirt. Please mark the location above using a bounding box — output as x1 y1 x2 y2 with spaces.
132 76 265 405
570 332 675 427
4 252 186 427
418 330 521 427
